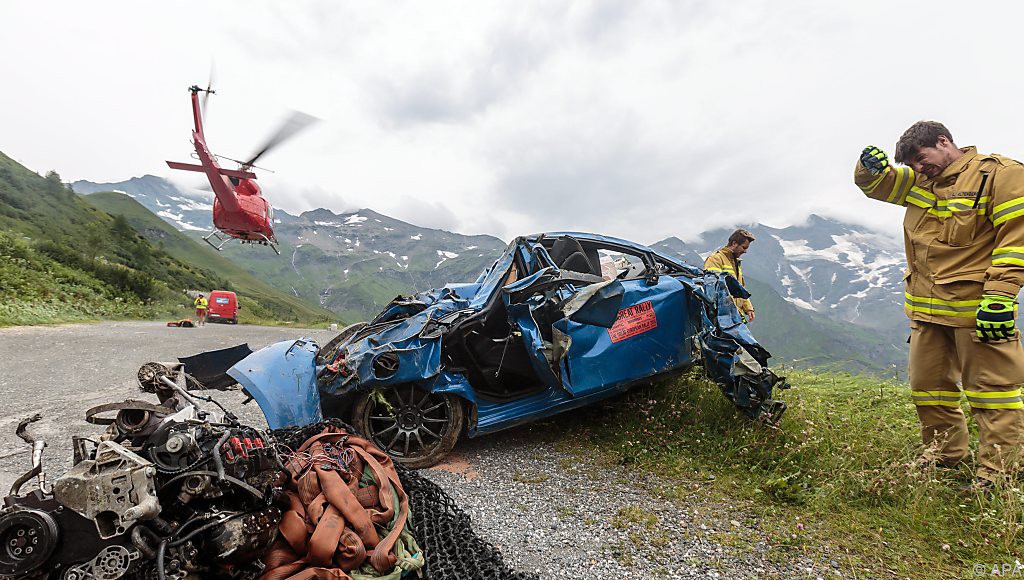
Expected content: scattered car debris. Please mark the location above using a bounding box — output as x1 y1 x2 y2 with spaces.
166 319 196 328
0 362 536 579
1 363 282 579
219 232 790 469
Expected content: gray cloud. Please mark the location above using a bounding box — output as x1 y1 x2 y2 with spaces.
2 1 1022 248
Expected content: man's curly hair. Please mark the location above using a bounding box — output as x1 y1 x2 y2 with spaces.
895 121 955 164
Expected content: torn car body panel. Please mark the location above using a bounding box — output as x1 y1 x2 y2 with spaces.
228 338 322 429
216 231 789 466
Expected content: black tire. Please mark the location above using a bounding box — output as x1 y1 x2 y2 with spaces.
351 384 464 469
316 322 369 366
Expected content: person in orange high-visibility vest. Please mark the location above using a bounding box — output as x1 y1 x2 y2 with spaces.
703 229 756 323
194 294 208 327
855 121 1024 488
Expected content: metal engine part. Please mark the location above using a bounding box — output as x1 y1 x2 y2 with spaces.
204 506 281 564
52 440 160 539
1 489 135 579
1 362 286 579
0 507 59 576
86 544 140 580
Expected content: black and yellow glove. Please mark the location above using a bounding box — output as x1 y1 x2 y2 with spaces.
860 146 889 175
976 295 1018 341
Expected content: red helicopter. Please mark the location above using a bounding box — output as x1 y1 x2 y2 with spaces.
166 84 314 255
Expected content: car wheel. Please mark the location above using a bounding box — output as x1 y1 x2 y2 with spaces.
351 384 464 469
316 321 369 365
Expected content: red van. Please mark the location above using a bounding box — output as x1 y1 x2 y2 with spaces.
206 290 239 324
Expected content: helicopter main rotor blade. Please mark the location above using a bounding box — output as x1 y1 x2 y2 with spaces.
244 110 318 168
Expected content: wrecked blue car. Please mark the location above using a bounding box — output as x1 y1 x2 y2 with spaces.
229 233 789 468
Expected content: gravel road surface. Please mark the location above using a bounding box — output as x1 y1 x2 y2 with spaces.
0 321 835 578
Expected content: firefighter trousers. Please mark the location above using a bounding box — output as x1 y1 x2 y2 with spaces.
908 320 1024 480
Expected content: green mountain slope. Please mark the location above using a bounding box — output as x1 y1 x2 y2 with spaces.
743 278 906 376
0 151 247 326
82 191 336 324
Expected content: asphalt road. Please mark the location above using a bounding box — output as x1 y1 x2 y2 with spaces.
0 321 336 495
0 321 835 578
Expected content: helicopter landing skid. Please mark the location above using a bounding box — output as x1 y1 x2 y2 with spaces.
250 232 282 256
203 229 232 252
203 229 280 255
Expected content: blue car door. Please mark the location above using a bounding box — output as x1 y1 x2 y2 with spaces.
554 274 694 397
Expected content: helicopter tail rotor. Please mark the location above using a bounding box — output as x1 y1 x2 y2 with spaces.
201 65 216 112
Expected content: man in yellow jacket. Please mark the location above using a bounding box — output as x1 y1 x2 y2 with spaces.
704 229 756 322
194 293 208 327
855 121 1024 486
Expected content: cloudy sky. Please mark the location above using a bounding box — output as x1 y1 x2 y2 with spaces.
3 1 1023 244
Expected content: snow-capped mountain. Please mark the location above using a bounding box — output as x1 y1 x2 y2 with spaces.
71 175 212 232
682 215 906 333
72 177 507 320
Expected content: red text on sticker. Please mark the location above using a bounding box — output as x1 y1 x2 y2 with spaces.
607 300 658 343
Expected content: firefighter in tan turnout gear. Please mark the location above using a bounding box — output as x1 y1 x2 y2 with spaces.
704 229 756 323
855 121 1024 486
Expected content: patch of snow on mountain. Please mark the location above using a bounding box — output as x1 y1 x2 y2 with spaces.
296 244 304 248
401 256 408 261
156 211 187 222
112 189 127 194
434 251 460 269
410 234 422 240
156 210 205 232
274 219 281 224
466 245 478 250
386 252 396 258
313 230 318 235
790 297 815 310
344 238 352 244
344 214 367 225
384 227 394 231
155 199 169 207
169 196 212 211
314 220 340 227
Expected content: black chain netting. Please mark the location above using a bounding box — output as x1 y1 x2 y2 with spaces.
271 419 539 580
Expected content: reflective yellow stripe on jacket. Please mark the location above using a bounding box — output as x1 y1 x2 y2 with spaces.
992 197 1024 227
992 246 1024 267
905 186 990 217
904 293 981 317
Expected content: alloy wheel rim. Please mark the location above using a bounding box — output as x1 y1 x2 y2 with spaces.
366 385 451 459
